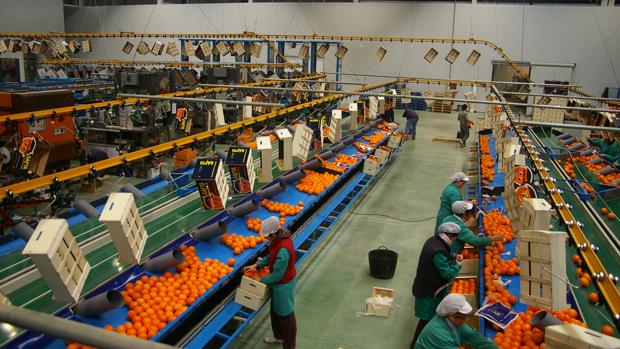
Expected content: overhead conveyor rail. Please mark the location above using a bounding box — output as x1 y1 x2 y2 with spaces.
491 85 620 326
41 59 302 69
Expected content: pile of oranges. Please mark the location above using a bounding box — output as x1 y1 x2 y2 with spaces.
320 159 346 173
220 233 266 255
377 121 391 131
261 199 303 216
295 170 339 195
450 278 476 295
558 156 620 186
105 246 231 340
462 249 479 260
572 256 594 287
362 132 385 146
246 217 262 233
480 136 496 182
559 159 576 179
335 153 357 166
492 306 586 349
244 267 271 280
580 181 595 195
353 142 370 153
482 210 519 307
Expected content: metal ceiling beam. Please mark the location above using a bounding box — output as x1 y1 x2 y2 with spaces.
199 83 620 114
497 90 620 103
117 93 282 107
42 59 302 69
515 120 620 133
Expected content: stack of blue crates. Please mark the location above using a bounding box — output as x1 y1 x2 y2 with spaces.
403 92 427 111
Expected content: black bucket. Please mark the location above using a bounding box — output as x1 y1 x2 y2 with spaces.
368 246 398 279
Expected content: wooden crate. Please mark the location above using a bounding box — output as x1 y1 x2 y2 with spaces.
517 230 569 310
23 219 90 302
366 287 395 317
99 192 147 264
521 198 552 231
546 323 620 349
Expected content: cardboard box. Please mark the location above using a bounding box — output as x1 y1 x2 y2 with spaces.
363 156 381 176
374 146 392 165
365 287 394 317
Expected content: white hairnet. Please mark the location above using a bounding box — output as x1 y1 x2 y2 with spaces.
452 201 474 215
437 222 462 235
436 293 473 317
259 216 280 237
450 172 469 182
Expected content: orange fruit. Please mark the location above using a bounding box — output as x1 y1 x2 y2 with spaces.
580 277 590 287
607 212 616 220
601 325 614 336
588 292 599 303
227 258 236 266
600 207 609 214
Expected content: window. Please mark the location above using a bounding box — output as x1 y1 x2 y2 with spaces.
253 0 352 2
164 0 248 3
358 0 468 2
84 0 157 6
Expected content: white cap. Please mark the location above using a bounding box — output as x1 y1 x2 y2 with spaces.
259 216 280 237
437 222 462 235
452 201 474 215
436 293 473 317
450 172 469 182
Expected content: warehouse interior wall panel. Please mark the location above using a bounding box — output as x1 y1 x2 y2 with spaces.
0 0 64 33
53 3 620 95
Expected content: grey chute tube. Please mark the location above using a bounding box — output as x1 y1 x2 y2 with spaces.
14 222 35 242
318 150 336 160
330 143 346 152
73 291 124 318
74 200 99 219
282 170 306 184
300 158 321 170
256 182 287 198
121 183 146 198
191 221 228 242
228 199 260 217
143 249 185 273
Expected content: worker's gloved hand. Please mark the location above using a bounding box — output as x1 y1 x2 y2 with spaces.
244 264 257 273
455 254 464 263
491 235 504 242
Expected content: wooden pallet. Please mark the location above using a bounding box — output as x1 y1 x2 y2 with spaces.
431 136 461 143
431 102 453 113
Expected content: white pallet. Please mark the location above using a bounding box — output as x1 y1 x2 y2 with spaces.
99 192 148 264
517 230 568 310
546 324 620 349
348 102 358 131
292 124 313 162
23 219 90 303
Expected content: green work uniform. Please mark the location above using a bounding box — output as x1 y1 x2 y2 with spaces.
414 253 461 321
441 214 492 254
415 314 498 349
257 249 296 316
590 139 620 166
435 183 463 231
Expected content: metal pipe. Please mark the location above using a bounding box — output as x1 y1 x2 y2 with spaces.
319 72 582 88
117 93 282 107
200 83 619 113
514 120 620 133
498 90 620 103
0 303 177 349
264 78 366 86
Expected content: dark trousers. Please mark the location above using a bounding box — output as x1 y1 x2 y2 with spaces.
410 318 429 349
405 118 418 138
459 124 470 145
271 307 297 349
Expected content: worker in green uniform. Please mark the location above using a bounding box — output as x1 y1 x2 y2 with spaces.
244 216 297 348
435 172 469 231
415 293 498 349
441 201 503 254
411 222 463 348
589 137 620 167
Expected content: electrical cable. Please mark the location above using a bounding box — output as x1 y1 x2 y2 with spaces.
348 211 436 223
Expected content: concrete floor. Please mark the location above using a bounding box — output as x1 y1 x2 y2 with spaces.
230 110 471 349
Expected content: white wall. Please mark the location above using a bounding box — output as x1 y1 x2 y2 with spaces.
0 0 64 33
62 3 619 95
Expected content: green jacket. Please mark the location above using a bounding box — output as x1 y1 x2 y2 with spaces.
415 314 498 349
441 215 492 254
590 139 620 165
435 183 463 231
257 249 296 316
414 252 461 321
